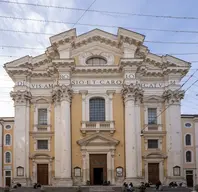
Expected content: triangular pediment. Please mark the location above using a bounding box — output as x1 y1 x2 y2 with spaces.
143 95 163 103
77 133 119 146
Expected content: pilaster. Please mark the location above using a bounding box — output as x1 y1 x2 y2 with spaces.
52 85 73 186
10 90 32 186
162 89 185 183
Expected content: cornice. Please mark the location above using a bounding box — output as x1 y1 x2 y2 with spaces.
72 65 121 73
52 59 75 68
71 35 120 50
119 58 143 67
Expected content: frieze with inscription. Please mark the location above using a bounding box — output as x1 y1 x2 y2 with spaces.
15 79 177 89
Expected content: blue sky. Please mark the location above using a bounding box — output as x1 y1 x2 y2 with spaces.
0 0 198 116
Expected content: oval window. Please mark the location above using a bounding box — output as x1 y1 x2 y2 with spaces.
5 125 11 130
185 122 192 128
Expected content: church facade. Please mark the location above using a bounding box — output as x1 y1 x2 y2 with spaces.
3 28 190 186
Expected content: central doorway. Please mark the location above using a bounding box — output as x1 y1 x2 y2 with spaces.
148 163 159 184
37 164 49 185
90 154 107 185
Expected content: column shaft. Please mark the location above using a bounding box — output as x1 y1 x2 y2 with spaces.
54 103 61 177
125 97 137 178
60 100 71 178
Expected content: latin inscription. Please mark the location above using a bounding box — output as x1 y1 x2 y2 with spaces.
15 79 176 89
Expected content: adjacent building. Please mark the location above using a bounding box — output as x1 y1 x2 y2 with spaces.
181 114 198 187
0 28 192 187
0 117 14 187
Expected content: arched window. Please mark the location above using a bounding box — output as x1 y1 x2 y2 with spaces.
86 57 107 65
5 134 11 146
89 97 105 121
186 151 192 162
185 134 191 146
5 152 11 163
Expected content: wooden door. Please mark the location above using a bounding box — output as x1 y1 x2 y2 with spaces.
37 164 48 185
148 163 159 184
90 154 107 185
5 177 11 187
186 175 193 187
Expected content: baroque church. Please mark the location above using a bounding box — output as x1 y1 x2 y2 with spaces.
3 28 190 186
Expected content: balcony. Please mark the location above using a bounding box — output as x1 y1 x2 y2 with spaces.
80 121 115 134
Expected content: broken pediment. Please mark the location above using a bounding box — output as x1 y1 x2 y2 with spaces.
77 133 119 147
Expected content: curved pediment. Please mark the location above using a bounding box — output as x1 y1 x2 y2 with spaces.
143 151 167 159
30 153 54 160
77 133 119 147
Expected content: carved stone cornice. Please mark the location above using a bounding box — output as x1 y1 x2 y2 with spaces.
119 35 142 47
52 59 75 68
162 89 184 103
121 83 144 103
10 90 32 104
119 58 143 68
52 84 73 104
71 36 120 50
6 68 32 77
72 66 121 73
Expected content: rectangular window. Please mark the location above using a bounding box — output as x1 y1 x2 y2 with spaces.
148 139 158 149
37 140 48 150
148 108 157 125
38 108 47 125
5 171 11 177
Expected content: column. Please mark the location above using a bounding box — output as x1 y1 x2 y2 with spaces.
163 90 184 182
10 90 31 186
124 94 137 178
122 84 143 183
52 85 73 186
0 121 3 187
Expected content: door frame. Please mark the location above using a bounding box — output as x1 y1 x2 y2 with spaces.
89 154 107 185
144 160 164 183
4 170 12 187
37 163 49 185
147 163 159 184
32 157 53 185
185 169 194 187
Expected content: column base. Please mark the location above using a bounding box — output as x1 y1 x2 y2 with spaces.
165 176 185 185
124 177 145 186
12 177 31 187
53 177 73 186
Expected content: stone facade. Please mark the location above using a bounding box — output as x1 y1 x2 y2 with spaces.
1 28 192 187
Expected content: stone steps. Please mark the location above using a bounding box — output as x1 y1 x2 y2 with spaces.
0 186 122 192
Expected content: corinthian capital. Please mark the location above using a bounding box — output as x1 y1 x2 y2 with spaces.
10 90 32 105
52 84 73 103
121 83 144 103
162 89 184 104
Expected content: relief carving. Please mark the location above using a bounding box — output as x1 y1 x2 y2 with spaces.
52 84 73 103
